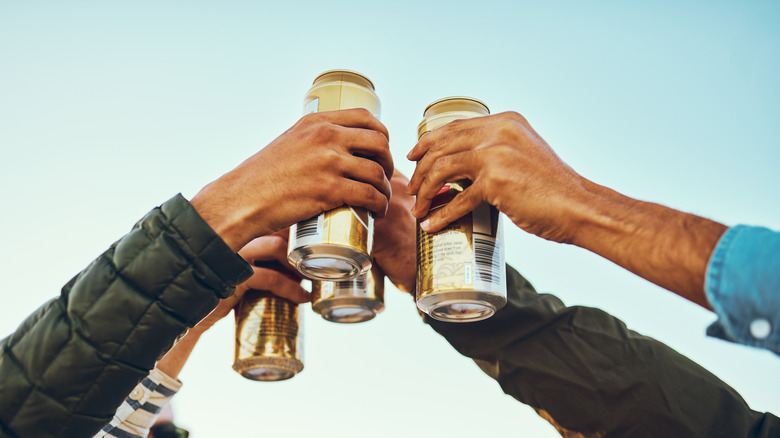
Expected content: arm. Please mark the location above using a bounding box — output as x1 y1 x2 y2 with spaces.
0 195 252 438
374 174 778 437
407 111 725 309
407 112 780 353
427 265 779 437
98 233 308 438
155 231 310 380
0 109 392 438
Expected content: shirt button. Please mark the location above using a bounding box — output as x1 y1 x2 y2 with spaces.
749 318 772 339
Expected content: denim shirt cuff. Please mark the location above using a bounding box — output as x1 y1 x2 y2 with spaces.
705 225 780 355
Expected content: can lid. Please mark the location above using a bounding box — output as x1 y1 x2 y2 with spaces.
313 69 375 90
423 96 489 116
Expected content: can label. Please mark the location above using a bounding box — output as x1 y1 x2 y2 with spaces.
327 274 368 298
291 207 373 252
235 291 301 361
304 98 319 114
417 184 505 297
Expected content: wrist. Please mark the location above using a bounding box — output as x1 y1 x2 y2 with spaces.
190 183 272 252
565 178 640 250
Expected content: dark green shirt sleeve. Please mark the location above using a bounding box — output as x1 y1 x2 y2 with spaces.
0 194 253 438
426 265 779 438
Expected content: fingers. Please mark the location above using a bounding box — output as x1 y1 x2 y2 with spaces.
313 110 394 184
244 266 311 304
341 156 393 201
335 124 394 181
419 185 483 233
407 129 478 195
236 234 310 304
239 235 290 268
411 151 477 219
339 180 390 217
310 108 389 141
406 116 484 161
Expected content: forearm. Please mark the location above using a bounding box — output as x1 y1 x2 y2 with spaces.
569 178 727 309
156 330 203 380
0 195 252 438
427 266 778 437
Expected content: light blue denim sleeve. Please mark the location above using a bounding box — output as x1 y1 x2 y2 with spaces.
705 225 780 355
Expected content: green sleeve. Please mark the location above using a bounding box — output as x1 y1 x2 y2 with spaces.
0 194 253 438
426 265 779 437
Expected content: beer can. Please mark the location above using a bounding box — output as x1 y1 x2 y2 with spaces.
311 266 385 323
415 97 507 323
233 290 304 381
288 70 381 282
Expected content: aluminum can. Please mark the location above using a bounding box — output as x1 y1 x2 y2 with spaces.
233 290 304 381
415 97 507 322
311 265 385 323
288 70 381 281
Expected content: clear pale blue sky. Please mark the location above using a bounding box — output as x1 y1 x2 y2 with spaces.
1 1 778 437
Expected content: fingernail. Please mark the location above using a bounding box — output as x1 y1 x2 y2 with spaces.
406 151 413 160
421 219 430 230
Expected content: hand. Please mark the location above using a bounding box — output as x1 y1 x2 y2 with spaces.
408 111 725 310
191 108 394 251
373 172 417 294
190 231 310 336
157 231 309 378
406 111 585 244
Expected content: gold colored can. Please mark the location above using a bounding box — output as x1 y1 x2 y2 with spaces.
415 97 507 323
288 70 380 282
233 290 303 381
311 266 385 323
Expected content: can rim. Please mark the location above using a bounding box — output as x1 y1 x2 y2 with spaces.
313 69 375 90
423 96 489 116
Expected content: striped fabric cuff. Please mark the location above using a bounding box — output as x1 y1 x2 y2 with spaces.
95 368 182 438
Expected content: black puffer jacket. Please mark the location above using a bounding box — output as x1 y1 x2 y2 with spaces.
428 266 780 438
0 194 252 438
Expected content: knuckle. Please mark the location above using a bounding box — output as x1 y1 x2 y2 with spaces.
372 129 390 147
352 107 373 119
502 111 527 124
269 236 287 254
364 185 386 207
303 121 338 144
300 112 322 126
362 184 378 200
321 147 341 167
369 161 386 183
318 199 335 213
429 155 452 179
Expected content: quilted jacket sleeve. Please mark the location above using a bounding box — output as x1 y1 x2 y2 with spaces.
426 266 780 438
0 194 253 438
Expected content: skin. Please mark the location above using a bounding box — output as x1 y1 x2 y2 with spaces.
406 111 727 310
372 172 418 294
158 172 421 380
156 232 309 379
191 108 394 252
160 109 394 378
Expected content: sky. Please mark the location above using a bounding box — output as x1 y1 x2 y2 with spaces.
0 1 778 437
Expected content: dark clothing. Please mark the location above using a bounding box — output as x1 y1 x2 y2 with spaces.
2 193 775 437
427 266 780 437
0 195 252 438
